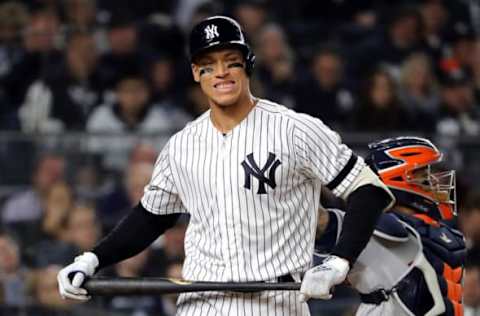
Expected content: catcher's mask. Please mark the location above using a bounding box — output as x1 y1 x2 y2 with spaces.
366 136 456 220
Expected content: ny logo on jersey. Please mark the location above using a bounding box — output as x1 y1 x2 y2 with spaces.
204 24 219 40
241 152 281 194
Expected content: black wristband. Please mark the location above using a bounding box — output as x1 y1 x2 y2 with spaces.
92 203 180 270
331 184 393 265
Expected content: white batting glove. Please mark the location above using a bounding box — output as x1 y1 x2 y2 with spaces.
299 255 350 302
57 252 99 301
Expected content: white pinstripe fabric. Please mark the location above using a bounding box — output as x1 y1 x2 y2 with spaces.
141 99 365 315
176 291 310 316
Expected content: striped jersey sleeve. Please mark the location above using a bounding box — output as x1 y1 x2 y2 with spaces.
141 140 186 215
292 113 365 197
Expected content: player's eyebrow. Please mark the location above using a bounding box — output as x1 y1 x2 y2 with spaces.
197 57 214 64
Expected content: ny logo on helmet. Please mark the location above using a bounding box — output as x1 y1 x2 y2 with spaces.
241 152 281 194
204 24 219 40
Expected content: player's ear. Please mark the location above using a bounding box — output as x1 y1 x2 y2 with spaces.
191 64 200 83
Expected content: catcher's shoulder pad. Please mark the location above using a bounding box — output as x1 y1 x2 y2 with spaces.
373 212 410 242
394 212 466 268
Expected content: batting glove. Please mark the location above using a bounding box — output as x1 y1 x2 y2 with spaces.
299 255 350 302
57 252 99 301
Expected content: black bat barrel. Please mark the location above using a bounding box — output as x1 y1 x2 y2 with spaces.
84 277 301 296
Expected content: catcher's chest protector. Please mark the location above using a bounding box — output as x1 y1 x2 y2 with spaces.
394 211 466 316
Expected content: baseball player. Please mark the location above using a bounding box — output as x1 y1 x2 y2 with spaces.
57 16 394 315
317 136 466 316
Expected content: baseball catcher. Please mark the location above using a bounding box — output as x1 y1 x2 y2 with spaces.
317 136 466 316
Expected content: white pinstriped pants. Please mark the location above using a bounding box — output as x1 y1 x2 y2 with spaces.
176 290 310 316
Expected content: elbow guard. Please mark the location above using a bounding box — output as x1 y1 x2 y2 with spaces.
340 165 396 212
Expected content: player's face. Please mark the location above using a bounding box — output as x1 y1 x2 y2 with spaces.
192 49 249 108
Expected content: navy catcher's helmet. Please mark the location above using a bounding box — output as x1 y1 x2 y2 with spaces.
365 136 456 221
188 16 255 75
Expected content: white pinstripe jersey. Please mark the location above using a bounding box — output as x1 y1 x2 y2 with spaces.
141 99 365 282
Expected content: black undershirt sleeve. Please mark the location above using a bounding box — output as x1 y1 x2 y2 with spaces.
330 184 393 265
92 203 180 271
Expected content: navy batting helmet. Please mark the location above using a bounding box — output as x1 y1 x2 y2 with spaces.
188 16 255 75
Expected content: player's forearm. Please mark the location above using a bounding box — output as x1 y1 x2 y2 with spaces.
331 184 393 265
92 203 180 270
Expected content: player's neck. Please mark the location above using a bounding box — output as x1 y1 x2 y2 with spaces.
209 94 256 134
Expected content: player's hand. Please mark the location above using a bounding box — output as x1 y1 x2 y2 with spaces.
299 255 350 302
57 252 99 301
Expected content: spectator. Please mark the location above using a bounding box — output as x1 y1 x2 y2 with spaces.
106 250 166 316
73 160 104 203
31 265 73 315
137 15 186 64
0 2 29 79
41 182 74 239
353 68 411 132
231 0 268 43
97 1 174 21
464 263 480 316
174 1 219 34
0 232 32 308
64 205 101 252
87 71 153 132
442 21 476 76
86 71 187 169
3 8 62 111
149 216 188 277
162 258 184 316
97 11 143 93
254 23 295 107
351 6 426 81
436 69 480 136
294 46 355 129
114 249 150 277
32 203 101 270
398 53 439 132
28 182 76 267
459 190 480 252
96 161 154 232
128 142 158 165
471 39 480 102
63 0 97 31
419 0 449 64
0 2 29 130
63 0 111 54
147 54 191 118
274 0 377 28
19 30 105 132
2 154 65 225
183 81 210 117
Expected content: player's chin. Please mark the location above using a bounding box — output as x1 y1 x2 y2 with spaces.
211 93 241 107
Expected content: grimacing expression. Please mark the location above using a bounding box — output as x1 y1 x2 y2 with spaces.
192 49 249 107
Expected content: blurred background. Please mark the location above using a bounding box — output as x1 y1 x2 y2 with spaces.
0 0 480 315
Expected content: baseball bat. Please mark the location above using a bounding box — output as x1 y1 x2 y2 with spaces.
84 277 301 296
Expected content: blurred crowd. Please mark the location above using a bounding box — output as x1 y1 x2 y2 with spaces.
0 0 480 315
1 148 188 315
0 0 479 136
